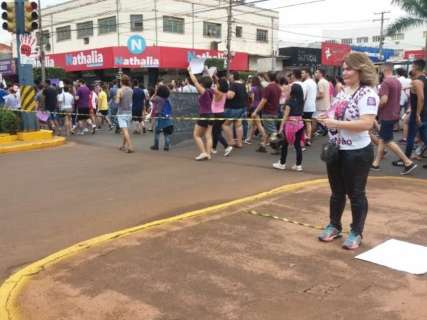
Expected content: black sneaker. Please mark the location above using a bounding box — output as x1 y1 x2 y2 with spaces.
150 145 159 151
401 163 418 175
164 146 170 152
392 160 404 167
256 145 267 153
371 165 381 171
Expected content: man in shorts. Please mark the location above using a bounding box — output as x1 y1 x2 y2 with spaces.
223 72 247 148
371 63 417 174
252 71 282 153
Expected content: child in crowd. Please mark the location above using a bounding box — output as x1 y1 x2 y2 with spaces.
150 85 174 151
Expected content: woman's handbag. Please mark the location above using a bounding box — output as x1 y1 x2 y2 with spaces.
320 142 340 164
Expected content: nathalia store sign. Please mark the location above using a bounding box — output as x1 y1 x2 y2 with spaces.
45 46 248 71
65 50 104 68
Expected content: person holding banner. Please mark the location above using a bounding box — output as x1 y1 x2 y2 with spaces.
188 67 214 161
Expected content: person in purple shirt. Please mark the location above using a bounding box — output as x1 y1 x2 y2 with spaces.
72 79 96 135
371 63 417 174
188 67 214 161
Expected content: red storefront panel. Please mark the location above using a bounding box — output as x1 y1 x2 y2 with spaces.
403 50 426 60
44 46 249 72
321 42 351 66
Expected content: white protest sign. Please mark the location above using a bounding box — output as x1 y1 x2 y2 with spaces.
188 57 206 74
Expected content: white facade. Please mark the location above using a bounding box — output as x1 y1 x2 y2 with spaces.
322 25 426 58
38 0 279 60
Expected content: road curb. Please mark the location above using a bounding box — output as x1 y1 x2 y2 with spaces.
0 137 66 154
0 176 425 320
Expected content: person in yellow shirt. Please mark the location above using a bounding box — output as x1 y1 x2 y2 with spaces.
98 84 112 129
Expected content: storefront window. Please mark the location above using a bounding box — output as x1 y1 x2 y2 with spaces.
236 26 242 38
163 16 184 34
130 15 143 32
56 26 71 42
98 16 117 35
256 29 268 43
203 22 221 38
77 21 93 39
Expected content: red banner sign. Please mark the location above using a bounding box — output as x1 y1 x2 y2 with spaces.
43 46 249 72
321 42 351 66
403 50 426 60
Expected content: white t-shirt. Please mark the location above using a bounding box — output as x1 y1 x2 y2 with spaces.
303 78 317 113
292 81 307 100
398 76 411 107
58 92 74 111
182 85 197 93
316 78 331 112
329 86 379 150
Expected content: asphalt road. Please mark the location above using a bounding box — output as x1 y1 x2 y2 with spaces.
1 130 425 282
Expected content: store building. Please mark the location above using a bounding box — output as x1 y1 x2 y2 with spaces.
27 0 279 83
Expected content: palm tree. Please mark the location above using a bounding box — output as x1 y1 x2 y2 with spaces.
386 0 427 59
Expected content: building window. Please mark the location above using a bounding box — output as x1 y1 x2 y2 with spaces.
203 22 221 38
341 38 352 45
36 30 50 46
256 29 268 42
98 16 117 35
56 26 71 42
236 26 242 38
130 14 143 32
372 35 382 42
163 16 184 34
356 37 368 44
390 33 404 40
77 21 93 39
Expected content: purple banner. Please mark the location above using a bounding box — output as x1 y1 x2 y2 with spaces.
0 59 15 75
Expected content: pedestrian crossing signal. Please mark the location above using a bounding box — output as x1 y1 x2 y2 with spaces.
1 1 16 33
24 1 38 33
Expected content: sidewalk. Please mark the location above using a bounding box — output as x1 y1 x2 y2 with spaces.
8 178 427 320
0 130 65 154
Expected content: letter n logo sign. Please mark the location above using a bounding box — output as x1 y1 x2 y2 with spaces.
127 35 146 55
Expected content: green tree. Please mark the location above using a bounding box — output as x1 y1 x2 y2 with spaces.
386 0 427 59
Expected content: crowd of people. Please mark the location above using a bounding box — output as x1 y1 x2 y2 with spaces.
0 58 426 173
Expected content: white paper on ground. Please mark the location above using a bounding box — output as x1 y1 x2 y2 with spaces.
188 57 206 74
356 239 427 275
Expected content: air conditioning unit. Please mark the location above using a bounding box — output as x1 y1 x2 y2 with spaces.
210 41 218 51
83 37 90 45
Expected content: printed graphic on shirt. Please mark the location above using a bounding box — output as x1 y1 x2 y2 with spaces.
367 97 376 106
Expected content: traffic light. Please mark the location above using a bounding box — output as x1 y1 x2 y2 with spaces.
24 1 38 33
1 1 16 33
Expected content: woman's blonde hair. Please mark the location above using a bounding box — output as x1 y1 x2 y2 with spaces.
344 52 378 87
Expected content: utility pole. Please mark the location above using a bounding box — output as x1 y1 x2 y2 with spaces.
374 11 390 62
191 2 195 49
154 0 158 46
37 0 45 83
271 16 274 71
115 0 122 77
226 0 232 75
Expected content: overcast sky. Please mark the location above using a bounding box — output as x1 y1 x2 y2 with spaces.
0 0 407 45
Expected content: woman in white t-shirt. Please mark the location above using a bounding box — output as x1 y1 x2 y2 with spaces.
318 52 379 250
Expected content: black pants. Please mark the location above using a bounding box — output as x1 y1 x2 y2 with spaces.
213 114 228 149
326 144 374 236
280 129 303 165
